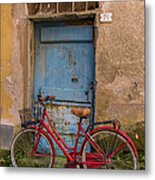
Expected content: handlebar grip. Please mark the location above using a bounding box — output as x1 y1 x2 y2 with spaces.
38 95 56 102
38 97 45 101
48 96 56 100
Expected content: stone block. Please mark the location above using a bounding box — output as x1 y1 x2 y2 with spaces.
0 124 13 149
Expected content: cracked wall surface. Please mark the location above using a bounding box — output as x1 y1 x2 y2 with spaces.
95 0 144 125
0 0 144 137
0 4 15 125
0 4 29 131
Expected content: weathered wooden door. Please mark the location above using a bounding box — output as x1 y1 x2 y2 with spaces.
34 22 95 154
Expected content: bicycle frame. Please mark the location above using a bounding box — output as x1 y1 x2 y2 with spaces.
31 107 106 166
11 95 138 169
28 97 138 168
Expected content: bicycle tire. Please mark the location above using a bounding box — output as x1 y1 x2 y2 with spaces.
11 128 54 167
81 128 138 169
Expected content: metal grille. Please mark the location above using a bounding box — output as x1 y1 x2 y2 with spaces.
27 2 99 16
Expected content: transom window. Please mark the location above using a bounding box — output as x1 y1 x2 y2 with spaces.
27 2 99 15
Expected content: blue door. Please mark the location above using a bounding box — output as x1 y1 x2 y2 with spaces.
34 22 95 154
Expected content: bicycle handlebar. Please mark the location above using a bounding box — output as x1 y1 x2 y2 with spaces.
38 95 56 102
34 95 56 106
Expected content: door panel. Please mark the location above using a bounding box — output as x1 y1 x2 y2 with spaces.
42 43 94 102
34 23 95 154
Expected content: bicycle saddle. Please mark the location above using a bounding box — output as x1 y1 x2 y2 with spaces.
71 108 91 118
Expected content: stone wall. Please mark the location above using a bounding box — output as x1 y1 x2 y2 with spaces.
95 0 144 125
0 0 144 139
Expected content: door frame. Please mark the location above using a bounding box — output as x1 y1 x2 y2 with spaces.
27 16 96 125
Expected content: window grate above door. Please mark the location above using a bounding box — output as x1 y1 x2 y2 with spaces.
27 2 99 16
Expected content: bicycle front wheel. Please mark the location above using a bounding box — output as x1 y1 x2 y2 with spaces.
11 128 54 167
81 129 138 170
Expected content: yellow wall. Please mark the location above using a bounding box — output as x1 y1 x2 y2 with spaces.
0 4 14 123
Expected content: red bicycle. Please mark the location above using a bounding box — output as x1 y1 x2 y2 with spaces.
11 95 138 169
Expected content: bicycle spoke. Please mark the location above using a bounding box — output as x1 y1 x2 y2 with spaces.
82 129 137 169
108 142 127 158
11 129 54 167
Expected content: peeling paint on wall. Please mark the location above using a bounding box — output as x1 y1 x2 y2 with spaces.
95 0 144 124
0 4 14 123
0 1 144 136
46 104 89 154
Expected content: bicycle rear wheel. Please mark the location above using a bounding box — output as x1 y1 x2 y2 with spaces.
11 128 54 167
81 129 138 169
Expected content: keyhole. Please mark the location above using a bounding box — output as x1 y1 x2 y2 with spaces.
71 76 78 82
